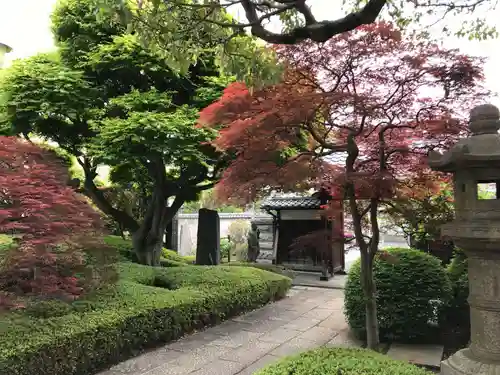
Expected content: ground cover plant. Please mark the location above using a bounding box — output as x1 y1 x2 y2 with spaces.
254 347 432 375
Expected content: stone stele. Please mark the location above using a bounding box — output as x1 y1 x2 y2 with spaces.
428 103 500 374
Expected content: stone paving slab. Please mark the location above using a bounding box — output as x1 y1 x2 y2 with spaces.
99 287 349 375
236 354 281 375
292 272 347 289
269 336 320 357
387 343 444 368
325 328 363 348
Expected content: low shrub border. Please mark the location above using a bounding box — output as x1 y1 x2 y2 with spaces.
103 235 194 266
0 263 291 375
254 347 432 375
226 262 296 278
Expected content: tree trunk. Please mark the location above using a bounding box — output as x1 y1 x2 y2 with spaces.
348 191 381 351
132 199 167 266
132 191 185 266
360 248 380 350
80 159 139 233
133 228 165 266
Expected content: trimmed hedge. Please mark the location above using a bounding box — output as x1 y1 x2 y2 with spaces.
103 235 193 266
344 247 451 342
227 262 295 278
0 263 291 375
254 347 432 375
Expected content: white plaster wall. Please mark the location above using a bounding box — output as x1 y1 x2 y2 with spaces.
176 212 272 256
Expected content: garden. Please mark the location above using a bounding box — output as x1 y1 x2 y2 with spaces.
0 0 496 374
0 233 291 375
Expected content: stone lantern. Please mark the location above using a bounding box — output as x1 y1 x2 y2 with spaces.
428 103 500 374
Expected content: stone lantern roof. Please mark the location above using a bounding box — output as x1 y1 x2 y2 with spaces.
428 104 500 172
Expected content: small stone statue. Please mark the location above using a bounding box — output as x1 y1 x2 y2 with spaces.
247 222 260 262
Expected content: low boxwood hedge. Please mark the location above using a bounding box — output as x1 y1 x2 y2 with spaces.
0 263 291 375
103 235 193 266
344 247 451 342
226 262 295 278
254 347 432 375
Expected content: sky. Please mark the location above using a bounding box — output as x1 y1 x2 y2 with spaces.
1 0 500 106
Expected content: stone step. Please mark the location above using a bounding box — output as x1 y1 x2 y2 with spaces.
387 343 444 369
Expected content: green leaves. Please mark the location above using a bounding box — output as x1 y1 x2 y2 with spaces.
345 247 451 341
0 52 100 149
88 88 217 171
94 0 284 87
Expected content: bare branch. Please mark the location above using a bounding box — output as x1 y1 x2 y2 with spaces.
240 0 387 44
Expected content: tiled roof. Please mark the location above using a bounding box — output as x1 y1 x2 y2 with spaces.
260 196 322 210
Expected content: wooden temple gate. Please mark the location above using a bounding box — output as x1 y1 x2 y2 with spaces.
257 191 345 280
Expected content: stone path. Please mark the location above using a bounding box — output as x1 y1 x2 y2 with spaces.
291 272 347 289
99 286 358 375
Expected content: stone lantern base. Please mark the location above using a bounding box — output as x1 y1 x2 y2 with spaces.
441 348 500 374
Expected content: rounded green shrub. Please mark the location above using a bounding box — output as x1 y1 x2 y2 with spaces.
344 247 451 342
254 347 432 375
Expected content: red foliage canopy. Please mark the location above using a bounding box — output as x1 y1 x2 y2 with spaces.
0 136 104 307
199 22 487 204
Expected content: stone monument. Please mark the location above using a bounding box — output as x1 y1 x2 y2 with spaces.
196 208 220 265
428 103 500 374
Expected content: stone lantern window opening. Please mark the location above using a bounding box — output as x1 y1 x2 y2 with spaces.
476 180 500 200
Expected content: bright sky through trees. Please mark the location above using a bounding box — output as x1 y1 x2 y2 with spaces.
1 0 499 106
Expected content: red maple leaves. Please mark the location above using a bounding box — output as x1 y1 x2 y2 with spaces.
199 22 487 203
0 136 104 308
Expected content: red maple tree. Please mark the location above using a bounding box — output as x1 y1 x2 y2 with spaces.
0 136 105 309
199 22 487 349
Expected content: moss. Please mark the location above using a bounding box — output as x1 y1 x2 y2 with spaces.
0 262 291 375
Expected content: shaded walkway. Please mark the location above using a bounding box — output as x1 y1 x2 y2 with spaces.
99 287 357 375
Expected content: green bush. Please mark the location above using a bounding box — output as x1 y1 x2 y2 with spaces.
103 235 136 262
161 249 194 264
227 262 295 278
220 237 232 260
344 247 451 342
103 235 193 265
254 347 432 375
439 248 470 345
159 257 185 267
0 234 15 252
24 300 74 319
0 263 291 375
